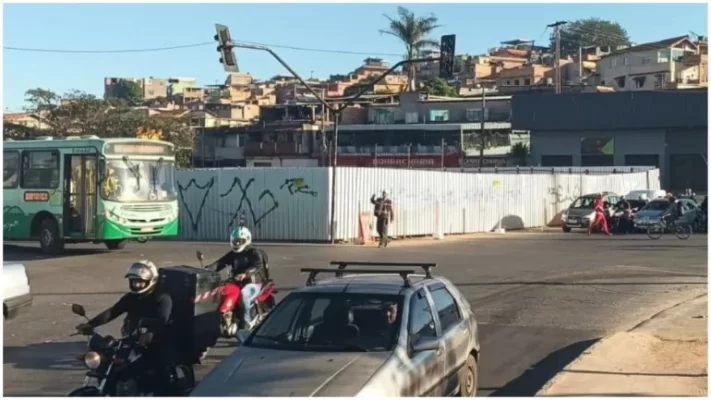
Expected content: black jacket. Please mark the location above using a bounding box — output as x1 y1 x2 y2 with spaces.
88 291 173 340
207 246 270 283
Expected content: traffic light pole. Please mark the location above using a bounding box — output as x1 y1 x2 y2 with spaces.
228 40 435 243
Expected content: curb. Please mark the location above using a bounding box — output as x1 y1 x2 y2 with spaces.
535 292 709 396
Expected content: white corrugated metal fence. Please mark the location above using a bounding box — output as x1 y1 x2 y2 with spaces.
176 167 660 242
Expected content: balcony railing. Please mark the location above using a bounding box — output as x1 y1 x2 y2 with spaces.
337 144 460 155
244 141 309 156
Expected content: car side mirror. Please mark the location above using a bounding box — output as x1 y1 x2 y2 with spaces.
411 337 440 353
71 304 86 317
236 329 251 343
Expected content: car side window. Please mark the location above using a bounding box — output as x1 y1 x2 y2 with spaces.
408 289 437 344
428 284 463 333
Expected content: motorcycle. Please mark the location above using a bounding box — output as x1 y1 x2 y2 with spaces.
196 251 277 339
67 304 195 397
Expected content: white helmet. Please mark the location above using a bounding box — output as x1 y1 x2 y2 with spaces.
230 226 252 253
125 260 159 295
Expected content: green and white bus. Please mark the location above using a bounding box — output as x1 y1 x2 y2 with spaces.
3 136 179 255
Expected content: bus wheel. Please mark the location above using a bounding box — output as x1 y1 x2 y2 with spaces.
39 218 64 256
105 240 127 250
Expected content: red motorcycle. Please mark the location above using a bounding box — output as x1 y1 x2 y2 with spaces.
196 251 276 338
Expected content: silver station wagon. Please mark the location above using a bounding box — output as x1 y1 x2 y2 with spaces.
191 261 481 397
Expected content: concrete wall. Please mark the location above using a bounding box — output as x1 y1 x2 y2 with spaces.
176 167 659 242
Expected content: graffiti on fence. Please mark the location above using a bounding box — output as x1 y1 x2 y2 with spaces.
280 178 318 197
220 177 280 230
177 177 215 233
548 184 580 205
177 174 321 234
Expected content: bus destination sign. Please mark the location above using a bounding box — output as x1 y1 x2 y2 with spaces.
105 143 174 156
24 191 49 202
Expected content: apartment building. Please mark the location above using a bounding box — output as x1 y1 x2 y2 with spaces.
104 77 168 101
596 35 705 91
167 77 197 97
325 91 529 168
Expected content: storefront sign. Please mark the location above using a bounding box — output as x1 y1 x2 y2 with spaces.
460 156 508 168
336 153 461 168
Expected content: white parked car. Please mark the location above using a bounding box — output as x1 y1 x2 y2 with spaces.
3 262 33 321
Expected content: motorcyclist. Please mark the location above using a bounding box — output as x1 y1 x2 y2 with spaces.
614 195 632 233
206 226 270 329
74 261 180 395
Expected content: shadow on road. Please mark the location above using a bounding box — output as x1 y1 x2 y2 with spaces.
458 280 707 287
618 244 708 250
3 341 86 371
488 338 599 396
3 244 112 262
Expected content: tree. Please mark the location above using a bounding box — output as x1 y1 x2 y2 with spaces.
112 80 144 106
508 142 529 166
380 7 441 91
7 88 195 167
423 78 458 97
552 18 631 58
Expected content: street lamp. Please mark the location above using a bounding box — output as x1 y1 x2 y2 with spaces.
212 24 456 243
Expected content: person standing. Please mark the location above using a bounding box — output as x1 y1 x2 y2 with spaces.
588 194 611 236
371 191 394 248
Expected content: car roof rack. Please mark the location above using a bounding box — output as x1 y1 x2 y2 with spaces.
300 261 437 287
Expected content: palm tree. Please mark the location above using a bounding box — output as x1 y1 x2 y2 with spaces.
379 7 441 92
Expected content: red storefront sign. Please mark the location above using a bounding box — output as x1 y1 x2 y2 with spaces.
335 153 461 168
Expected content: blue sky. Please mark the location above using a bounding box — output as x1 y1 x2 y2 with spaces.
3 2 708 111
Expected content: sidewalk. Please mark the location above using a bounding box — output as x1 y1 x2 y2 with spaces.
538 294 708 397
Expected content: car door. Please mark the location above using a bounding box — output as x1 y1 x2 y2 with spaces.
427 282 470 396
403 288 445 397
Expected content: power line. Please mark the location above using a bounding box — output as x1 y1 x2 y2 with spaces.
4 40 403 57
4 41 214 54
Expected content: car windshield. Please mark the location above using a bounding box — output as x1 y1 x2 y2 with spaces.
627 200 646 209
642 200 670 211
570 196 596 209
101 158 177 202
247 292 404 353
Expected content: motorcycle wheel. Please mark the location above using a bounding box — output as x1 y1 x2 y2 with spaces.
68 387 103 397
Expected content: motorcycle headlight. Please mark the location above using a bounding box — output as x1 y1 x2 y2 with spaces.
84 351 102 370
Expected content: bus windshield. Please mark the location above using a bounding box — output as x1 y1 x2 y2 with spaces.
101 157 177 202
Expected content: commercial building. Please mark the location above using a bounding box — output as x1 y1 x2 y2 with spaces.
512 90 707 192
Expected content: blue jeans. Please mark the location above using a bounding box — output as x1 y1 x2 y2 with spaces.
241 283 260 328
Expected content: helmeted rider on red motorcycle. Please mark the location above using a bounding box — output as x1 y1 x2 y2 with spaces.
205 226 270 330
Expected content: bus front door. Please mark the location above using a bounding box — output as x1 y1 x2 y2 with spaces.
63 154 98 238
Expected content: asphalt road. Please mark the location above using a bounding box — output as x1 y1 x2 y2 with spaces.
3 232 708 396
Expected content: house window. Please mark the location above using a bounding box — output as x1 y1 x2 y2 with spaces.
466 108 488 122
657 49 670 63
429 110 450 122
374 109 395 124
405 112 418 123
641 56 651 65
633 76 646 88
506 80 511 85
654 73 667 89
623 56 628 65
524 78 531 85
514 79 520 86
615 76 626 88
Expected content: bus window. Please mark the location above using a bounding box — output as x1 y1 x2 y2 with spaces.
4 151 20 189
21 150 60 189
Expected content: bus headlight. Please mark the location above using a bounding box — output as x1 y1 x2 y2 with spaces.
84 351 102 370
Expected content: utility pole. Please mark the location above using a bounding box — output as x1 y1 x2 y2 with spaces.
578 46 583 84
478 87 487 168
547 21 568 94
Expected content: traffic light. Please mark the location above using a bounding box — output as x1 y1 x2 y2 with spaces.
214 24 239 73
439 34 456 80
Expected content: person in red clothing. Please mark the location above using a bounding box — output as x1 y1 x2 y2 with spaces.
588 194 611 236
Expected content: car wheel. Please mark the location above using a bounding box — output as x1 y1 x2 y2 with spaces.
105 239 127 250
562 226 571 233
458 354 478 397
39 218 64 256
